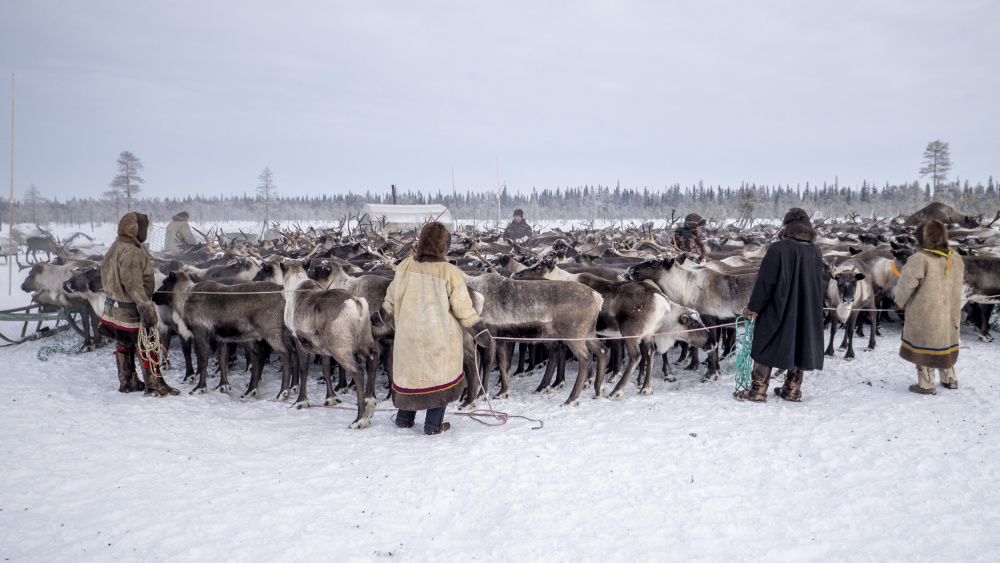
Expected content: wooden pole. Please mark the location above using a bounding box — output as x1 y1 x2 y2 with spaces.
8 74 13 296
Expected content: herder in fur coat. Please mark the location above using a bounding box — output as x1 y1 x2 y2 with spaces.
735 208 825 402
382 222 492 434
671 213 707 256
98 212 179 397
894 219 965 394
163 211 197 254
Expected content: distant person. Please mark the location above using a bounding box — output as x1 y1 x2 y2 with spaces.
382 221 492 435
735 208 825 402
503 209 533 240
672 213 707 256
894 219 965 394
99 212 179 397
163 211 198 254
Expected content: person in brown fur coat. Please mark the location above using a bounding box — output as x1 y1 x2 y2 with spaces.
382 222 492 434
99 212 179 397
894 219 965 394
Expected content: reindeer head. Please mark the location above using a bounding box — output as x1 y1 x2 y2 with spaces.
831 266 866 306
623 256 673 281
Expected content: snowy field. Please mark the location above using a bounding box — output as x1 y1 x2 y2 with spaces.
2 225 1000 561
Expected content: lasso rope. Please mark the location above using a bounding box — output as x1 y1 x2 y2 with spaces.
138 326 169 371
727 317 755 393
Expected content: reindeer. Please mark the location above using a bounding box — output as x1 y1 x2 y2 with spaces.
280 260 378 429
904 202 981 229
825 262 875 359
624 256 749 380
152 271 298 400
513 257 673 399
25 236 62 263
61 263 107 351
462 272 607 406
305 259 394 394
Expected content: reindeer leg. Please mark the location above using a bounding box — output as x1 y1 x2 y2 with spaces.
685 347 700 371
494 341 511 400
640 340 655 395
866 307 878 351
702 348 720 382
321 356 340 406
242 341 262 398
825 316 837 357
845 313 858 360
534 344 558 394
609 338 642 400
563 341 592 407
215 343 231 392
674 341 689 365
190 331 211 395
662 351 675 382
513 341 527 375
333 360 349 394
292 341 311 409
348 367 372 430
181 336 196 382
979 304 995 342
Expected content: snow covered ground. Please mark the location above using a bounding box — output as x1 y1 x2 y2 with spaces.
2 224 1000 561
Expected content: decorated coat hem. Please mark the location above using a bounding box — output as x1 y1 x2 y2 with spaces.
392 374 467 411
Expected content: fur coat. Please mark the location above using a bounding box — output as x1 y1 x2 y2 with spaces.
383 223 480 410
100 213 154 338
894 220 965 369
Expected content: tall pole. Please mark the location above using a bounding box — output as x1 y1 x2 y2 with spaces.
496 156 501 225
8 74 13 296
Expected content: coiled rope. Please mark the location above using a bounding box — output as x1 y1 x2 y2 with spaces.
727 317 755 393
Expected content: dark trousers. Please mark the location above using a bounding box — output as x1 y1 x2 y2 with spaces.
396 406 446 432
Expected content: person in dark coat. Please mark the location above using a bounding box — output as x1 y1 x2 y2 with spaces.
503 209 533 240
734 208 825 402
671 213 707 256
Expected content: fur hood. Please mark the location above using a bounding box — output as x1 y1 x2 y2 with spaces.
414 222 449 263
117 212 149 245
780 207 816 243
919 219 950 253
171 211 190 222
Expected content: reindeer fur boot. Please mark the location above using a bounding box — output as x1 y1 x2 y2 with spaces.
734 362 771 402
114 348 132 392
775 368 803 402
125 349 144 392
114 346 144 393
141 362 179 397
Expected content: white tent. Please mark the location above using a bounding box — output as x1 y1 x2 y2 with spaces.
357 204 455 233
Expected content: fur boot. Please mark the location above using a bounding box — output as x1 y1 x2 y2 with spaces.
734 362 771 402
775 368 803 402
141 360 179 397
909 366 937 395
938 367 958 389
114 348 132 392
125 349 144 392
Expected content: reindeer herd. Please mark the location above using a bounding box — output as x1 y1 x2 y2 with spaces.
15 203 1000 427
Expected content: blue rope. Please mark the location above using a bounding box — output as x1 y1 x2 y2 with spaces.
728 317 755 393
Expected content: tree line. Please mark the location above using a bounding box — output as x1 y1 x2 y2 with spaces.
2 177 997 231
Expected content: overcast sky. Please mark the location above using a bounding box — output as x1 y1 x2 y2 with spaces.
2 1 998 202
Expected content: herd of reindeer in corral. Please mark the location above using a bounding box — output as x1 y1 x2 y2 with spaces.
15 202 1000 428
